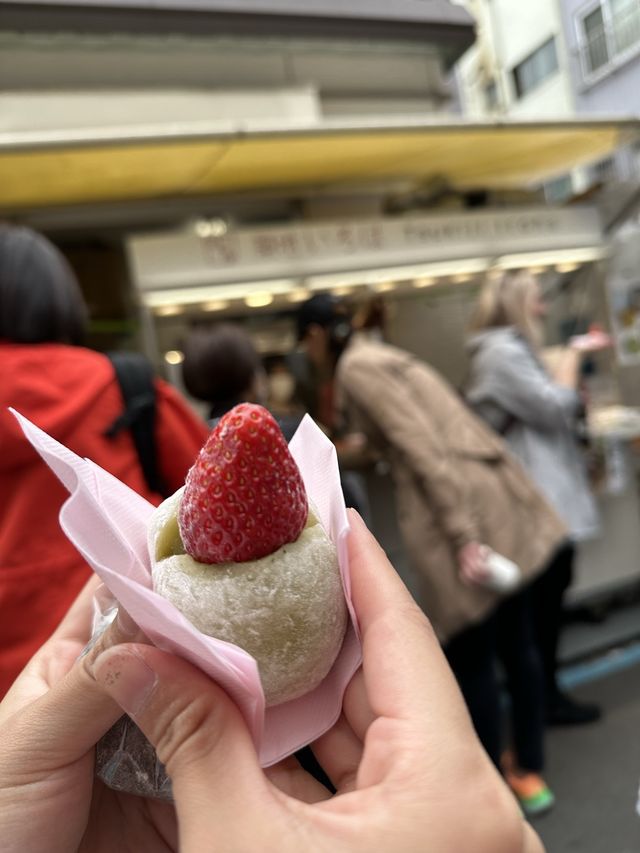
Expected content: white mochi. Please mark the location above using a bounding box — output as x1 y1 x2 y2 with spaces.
148 489 348 706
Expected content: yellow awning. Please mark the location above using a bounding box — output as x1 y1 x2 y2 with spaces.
1 118 637 210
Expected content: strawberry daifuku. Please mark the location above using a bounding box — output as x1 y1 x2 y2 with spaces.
147 403 348 706
178 403 308 564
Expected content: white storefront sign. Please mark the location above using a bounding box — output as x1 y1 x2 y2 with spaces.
129 206 603 292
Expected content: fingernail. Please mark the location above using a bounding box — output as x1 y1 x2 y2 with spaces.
114 607 138 639
80 607 141 672
347 507 365 528
92 646 158 718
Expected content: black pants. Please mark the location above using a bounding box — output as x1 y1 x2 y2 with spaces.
445 587 545 773
530 542 575 706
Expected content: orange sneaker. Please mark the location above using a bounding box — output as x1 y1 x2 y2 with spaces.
504 770 555 817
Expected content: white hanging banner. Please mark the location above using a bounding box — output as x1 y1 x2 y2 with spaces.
129 206 603 292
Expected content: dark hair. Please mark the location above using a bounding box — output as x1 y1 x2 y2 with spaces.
296 293 353 356
0 226 88 344
182 324 261 412
296 293 341 341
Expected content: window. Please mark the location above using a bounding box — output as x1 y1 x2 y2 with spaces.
592 156 616 183
582 5 609 72
611 0 640 54
512 38 559 99
577 0 640 78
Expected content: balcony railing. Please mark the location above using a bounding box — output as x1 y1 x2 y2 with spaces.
578 3 640 80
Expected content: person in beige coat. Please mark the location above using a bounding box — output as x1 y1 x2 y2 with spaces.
297 294 567 816
338 334 566 640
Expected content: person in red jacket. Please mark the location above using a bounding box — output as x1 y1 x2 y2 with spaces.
0 226 209 696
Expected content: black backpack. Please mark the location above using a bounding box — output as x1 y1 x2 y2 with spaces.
104 351 168 498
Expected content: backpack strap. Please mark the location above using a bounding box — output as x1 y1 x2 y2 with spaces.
105 351 168 497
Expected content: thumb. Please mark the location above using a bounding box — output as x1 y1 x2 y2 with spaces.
91 644 267 826
0 609 139 771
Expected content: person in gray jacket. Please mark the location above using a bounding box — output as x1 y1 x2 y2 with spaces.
466 270 605 727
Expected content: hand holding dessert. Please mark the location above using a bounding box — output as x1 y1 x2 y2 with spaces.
0 513 542 853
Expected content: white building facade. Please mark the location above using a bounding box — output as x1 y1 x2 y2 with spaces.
455 0 585 198
455 0 574 116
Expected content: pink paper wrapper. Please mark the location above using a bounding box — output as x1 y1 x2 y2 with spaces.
11 409 362 767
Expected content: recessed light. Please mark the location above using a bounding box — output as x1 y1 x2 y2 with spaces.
155 305 183 316
194 218 228 239
164 350 184 365
244 293 274 308
202 300 228 312
555 262 580 274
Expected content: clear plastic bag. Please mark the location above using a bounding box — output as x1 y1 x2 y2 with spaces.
88 596 172 801
96 715 172 801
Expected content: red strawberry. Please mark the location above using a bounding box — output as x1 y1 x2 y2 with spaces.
178 403 308 564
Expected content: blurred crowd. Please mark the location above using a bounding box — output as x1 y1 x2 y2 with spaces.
0 224 610 826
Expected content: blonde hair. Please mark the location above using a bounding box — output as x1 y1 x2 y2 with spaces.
469 270 543 348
